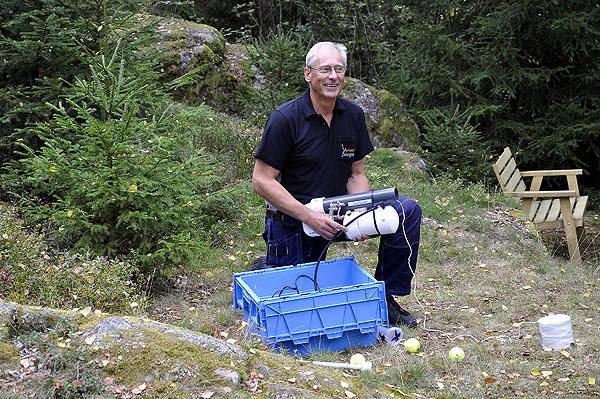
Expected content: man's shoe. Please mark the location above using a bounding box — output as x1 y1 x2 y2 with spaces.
247 256 272 271
386 295 417 328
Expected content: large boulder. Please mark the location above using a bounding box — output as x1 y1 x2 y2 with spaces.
151 18 240 113
0 300 401 398
341 77 420 151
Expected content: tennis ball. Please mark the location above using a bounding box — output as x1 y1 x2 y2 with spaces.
350 353 366 365
448 347 465 361
404 338 421 353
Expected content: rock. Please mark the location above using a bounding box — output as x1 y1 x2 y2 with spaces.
0 300 401 398
341 77 420 151
214 368 241 384
394 149 427 173
150 18 240 112
148 17 421 153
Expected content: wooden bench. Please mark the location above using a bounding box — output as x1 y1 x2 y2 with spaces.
492 147 587 261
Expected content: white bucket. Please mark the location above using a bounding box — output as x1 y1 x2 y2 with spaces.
344 206 399 239
538 314 574 350
377 325 403 345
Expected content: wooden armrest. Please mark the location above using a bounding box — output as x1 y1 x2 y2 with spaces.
520 169 583 177
504 190 577 198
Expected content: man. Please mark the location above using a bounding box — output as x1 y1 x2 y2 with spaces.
252 41 422 328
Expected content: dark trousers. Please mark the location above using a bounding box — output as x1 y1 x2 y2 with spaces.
262 196 421 296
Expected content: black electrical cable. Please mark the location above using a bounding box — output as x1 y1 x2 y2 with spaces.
270 204 384 298
311 204 382 292
271 274 320 297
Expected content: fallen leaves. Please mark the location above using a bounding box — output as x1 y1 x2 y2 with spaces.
531 368 552 377
482 371 496 383
20 358 30 370
244 371 263 395
105 380 151 398
84 334 96 345
201 387 233 398
131 383 146 395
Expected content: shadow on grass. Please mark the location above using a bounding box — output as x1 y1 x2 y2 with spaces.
539 211 600 265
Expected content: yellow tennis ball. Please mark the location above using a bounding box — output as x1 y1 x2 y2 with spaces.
448 347 465 361
350 353 365 365
404 338 421 353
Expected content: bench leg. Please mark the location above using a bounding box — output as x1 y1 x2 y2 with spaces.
560 198 581 262
576 224 586 242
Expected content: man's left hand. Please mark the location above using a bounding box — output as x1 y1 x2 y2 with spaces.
352 234 370 242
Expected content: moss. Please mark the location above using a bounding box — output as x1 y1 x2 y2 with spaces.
0 341 19 365
2 301 402 398
9 307 78 338
98 326 245 397
153 21 241 113
93 324 398 398
377 92 419 150
340 78 419 150
363 110 374 134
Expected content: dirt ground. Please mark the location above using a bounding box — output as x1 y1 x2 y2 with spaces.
539 215 600 265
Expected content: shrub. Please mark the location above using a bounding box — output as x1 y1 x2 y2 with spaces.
3 40 222 272
177 103 261 182
0 202 146 314
421 104 492 182
238 29 310 125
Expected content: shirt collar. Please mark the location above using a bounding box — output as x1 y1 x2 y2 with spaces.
300 88 347 120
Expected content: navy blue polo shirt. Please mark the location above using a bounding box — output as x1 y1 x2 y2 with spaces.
254 89 374 206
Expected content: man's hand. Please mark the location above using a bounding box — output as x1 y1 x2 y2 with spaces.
352 233 370 242
305 211 347 241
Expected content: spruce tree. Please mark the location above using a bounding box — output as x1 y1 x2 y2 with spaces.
383 0 600 187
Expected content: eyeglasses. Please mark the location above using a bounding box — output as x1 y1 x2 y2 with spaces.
308 65 346 75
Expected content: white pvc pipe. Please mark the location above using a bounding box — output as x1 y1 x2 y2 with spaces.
312 360 372 371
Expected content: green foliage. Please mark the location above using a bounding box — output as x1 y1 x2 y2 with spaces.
421 104 491 181
382 0 600 191
0 202 146 314
239 29 310 124
0 1 83 167
177 103 261 181
3 38 222 271
0 0 155 169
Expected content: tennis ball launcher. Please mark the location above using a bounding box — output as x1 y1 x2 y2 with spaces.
302 187 400 239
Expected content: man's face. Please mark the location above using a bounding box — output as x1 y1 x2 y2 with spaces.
304 45 345 102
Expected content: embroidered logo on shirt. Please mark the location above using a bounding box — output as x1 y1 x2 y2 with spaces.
341 144 356 159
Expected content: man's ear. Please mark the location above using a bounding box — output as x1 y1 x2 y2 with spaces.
304 67 311 84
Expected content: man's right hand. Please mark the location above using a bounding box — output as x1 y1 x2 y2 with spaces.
253 159 347 240
305 211 347 240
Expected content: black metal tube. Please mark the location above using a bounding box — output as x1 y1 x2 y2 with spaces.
321 187 398 213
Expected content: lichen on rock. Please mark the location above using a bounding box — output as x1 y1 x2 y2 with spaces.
341 77 420 151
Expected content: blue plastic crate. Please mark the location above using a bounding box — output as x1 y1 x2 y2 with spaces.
233 256 388 356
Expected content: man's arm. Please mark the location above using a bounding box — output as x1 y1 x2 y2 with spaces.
346 159 370 194
345 159 371 241
252 159 347 240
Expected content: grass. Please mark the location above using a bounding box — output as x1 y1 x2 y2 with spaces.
146 148 600 398
2 146 599 398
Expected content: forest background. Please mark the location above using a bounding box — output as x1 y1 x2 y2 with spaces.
3 0 600 193
2 1 600 398
1 0 599 310
1 0 599 304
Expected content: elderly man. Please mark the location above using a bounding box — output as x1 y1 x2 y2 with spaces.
251 42 421 328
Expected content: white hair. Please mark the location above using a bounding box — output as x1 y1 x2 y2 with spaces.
305 42 347 69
